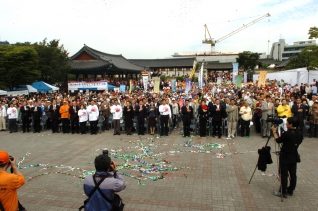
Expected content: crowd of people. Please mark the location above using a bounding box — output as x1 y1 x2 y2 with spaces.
1 76 318 210
0 78 318 139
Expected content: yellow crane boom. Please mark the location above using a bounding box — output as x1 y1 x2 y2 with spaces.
203 13 270 53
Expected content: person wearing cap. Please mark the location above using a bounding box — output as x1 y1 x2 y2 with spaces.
0 151 25 211
59 100 70 134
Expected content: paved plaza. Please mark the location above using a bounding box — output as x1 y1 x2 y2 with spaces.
1 127 318 211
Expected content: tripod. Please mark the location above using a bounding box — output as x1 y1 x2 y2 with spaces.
248 132 284 202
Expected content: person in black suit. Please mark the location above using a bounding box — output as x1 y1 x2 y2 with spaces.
198 100 209 137
69 101 80 134
49 99 60 133
291 98 306 133
20 101 31 133
135 100 147 135
181 100 193 137
123 101 134 135
31 101 42 133
135 101 147 135
211 99 227 138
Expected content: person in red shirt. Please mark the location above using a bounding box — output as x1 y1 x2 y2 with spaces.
0 151 25 211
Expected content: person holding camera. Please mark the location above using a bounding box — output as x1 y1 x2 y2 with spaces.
271 117 302 198
0 151 25 211
83 153 126 211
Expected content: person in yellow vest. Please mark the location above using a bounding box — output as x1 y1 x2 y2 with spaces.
276 99 292 134
59 100 70 134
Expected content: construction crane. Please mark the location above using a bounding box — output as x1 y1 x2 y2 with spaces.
202 13 270 53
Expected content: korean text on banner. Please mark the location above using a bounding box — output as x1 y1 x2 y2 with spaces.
171 79 176 92
154 80 160 93
232 62 238 85
257 71 267 87
68 81 108 91
217 77 221 85
185 78 192 93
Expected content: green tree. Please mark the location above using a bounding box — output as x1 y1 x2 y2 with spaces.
34 38 71 84
236 51 260 72
308 26 318 39
0 46 40 90
285 46 318 70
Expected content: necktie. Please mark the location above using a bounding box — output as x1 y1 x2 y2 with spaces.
298 104 300 109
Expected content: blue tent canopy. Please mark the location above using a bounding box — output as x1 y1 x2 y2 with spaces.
31 81 52 92
108 84 117 90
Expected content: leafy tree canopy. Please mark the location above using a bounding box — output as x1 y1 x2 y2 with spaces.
236 51 260 72
308 26 318 39
0 46 40 90
285 46 318 70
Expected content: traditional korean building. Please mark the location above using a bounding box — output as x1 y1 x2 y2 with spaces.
70 44 144 80
129 57 196 77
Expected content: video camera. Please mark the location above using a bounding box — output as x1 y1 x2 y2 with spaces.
102 149 114 172
9 155 14 161
266 114 284 125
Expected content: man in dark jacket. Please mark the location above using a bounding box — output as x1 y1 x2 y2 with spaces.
31 101 42 133
135 101 147 135
272 117 303 198
69 101 80 134
181 100 193 137
210 99 227 138
49 99 60 133
20 101 31 133
291 98 306 132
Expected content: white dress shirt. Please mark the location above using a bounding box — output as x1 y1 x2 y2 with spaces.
110 105 123 120
86 105 99 121
0 106 7 117
7 107 18 119
78 109 88 122
159 104 172 117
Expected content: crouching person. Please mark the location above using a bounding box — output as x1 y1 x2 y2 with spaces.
82 153 126 211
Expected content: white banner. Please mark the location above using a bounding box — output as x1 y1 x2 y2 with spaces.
68 81 108 91
142 75 148 93
199 62 204 89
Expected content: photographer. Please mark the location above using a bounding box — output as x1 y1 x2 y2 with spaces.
83 153 126 211
0 151 25 211
271 117 302 198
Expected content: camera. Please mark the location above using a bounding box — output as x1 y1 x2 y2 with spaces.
266 115 283 125
102 149 114 172
9 156 14 161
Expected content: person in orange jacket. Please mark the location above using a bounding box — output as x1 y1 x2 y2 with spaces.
59 100 70 134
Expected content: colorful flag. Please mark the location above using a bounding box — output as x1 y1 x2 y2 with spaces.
236 75 243 88
171 79 176 92
185 78 192 93
232 62 238 85
257 71 267 87
129 80 133 93
154 80 160 93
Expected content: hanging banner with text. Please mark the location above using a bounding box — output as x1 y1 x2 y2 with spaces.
244 72 247 87
198 62 204 89
68 81 108 91
185 78 192 93
171 79 176 92
232 62 238 85
154 80 160 93
236 75 243 88
142 75 148 93
120 84 126 93
257 71 267 87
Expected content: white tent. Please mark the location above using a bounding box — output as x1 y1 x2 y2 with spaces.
26 85 37 93
42 82 59 91
6 90 29 96
0 90 7 95
309 71 318 84
253 68 308 86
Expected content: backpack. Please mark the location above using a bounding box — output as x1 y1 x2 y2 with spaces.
79 174 124 211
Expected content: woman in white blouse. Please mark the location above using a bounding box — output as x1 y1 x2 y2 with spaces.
78 104 88 134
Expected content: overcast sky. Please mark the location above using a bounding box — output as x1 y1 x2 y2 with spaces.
1 0 317 59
